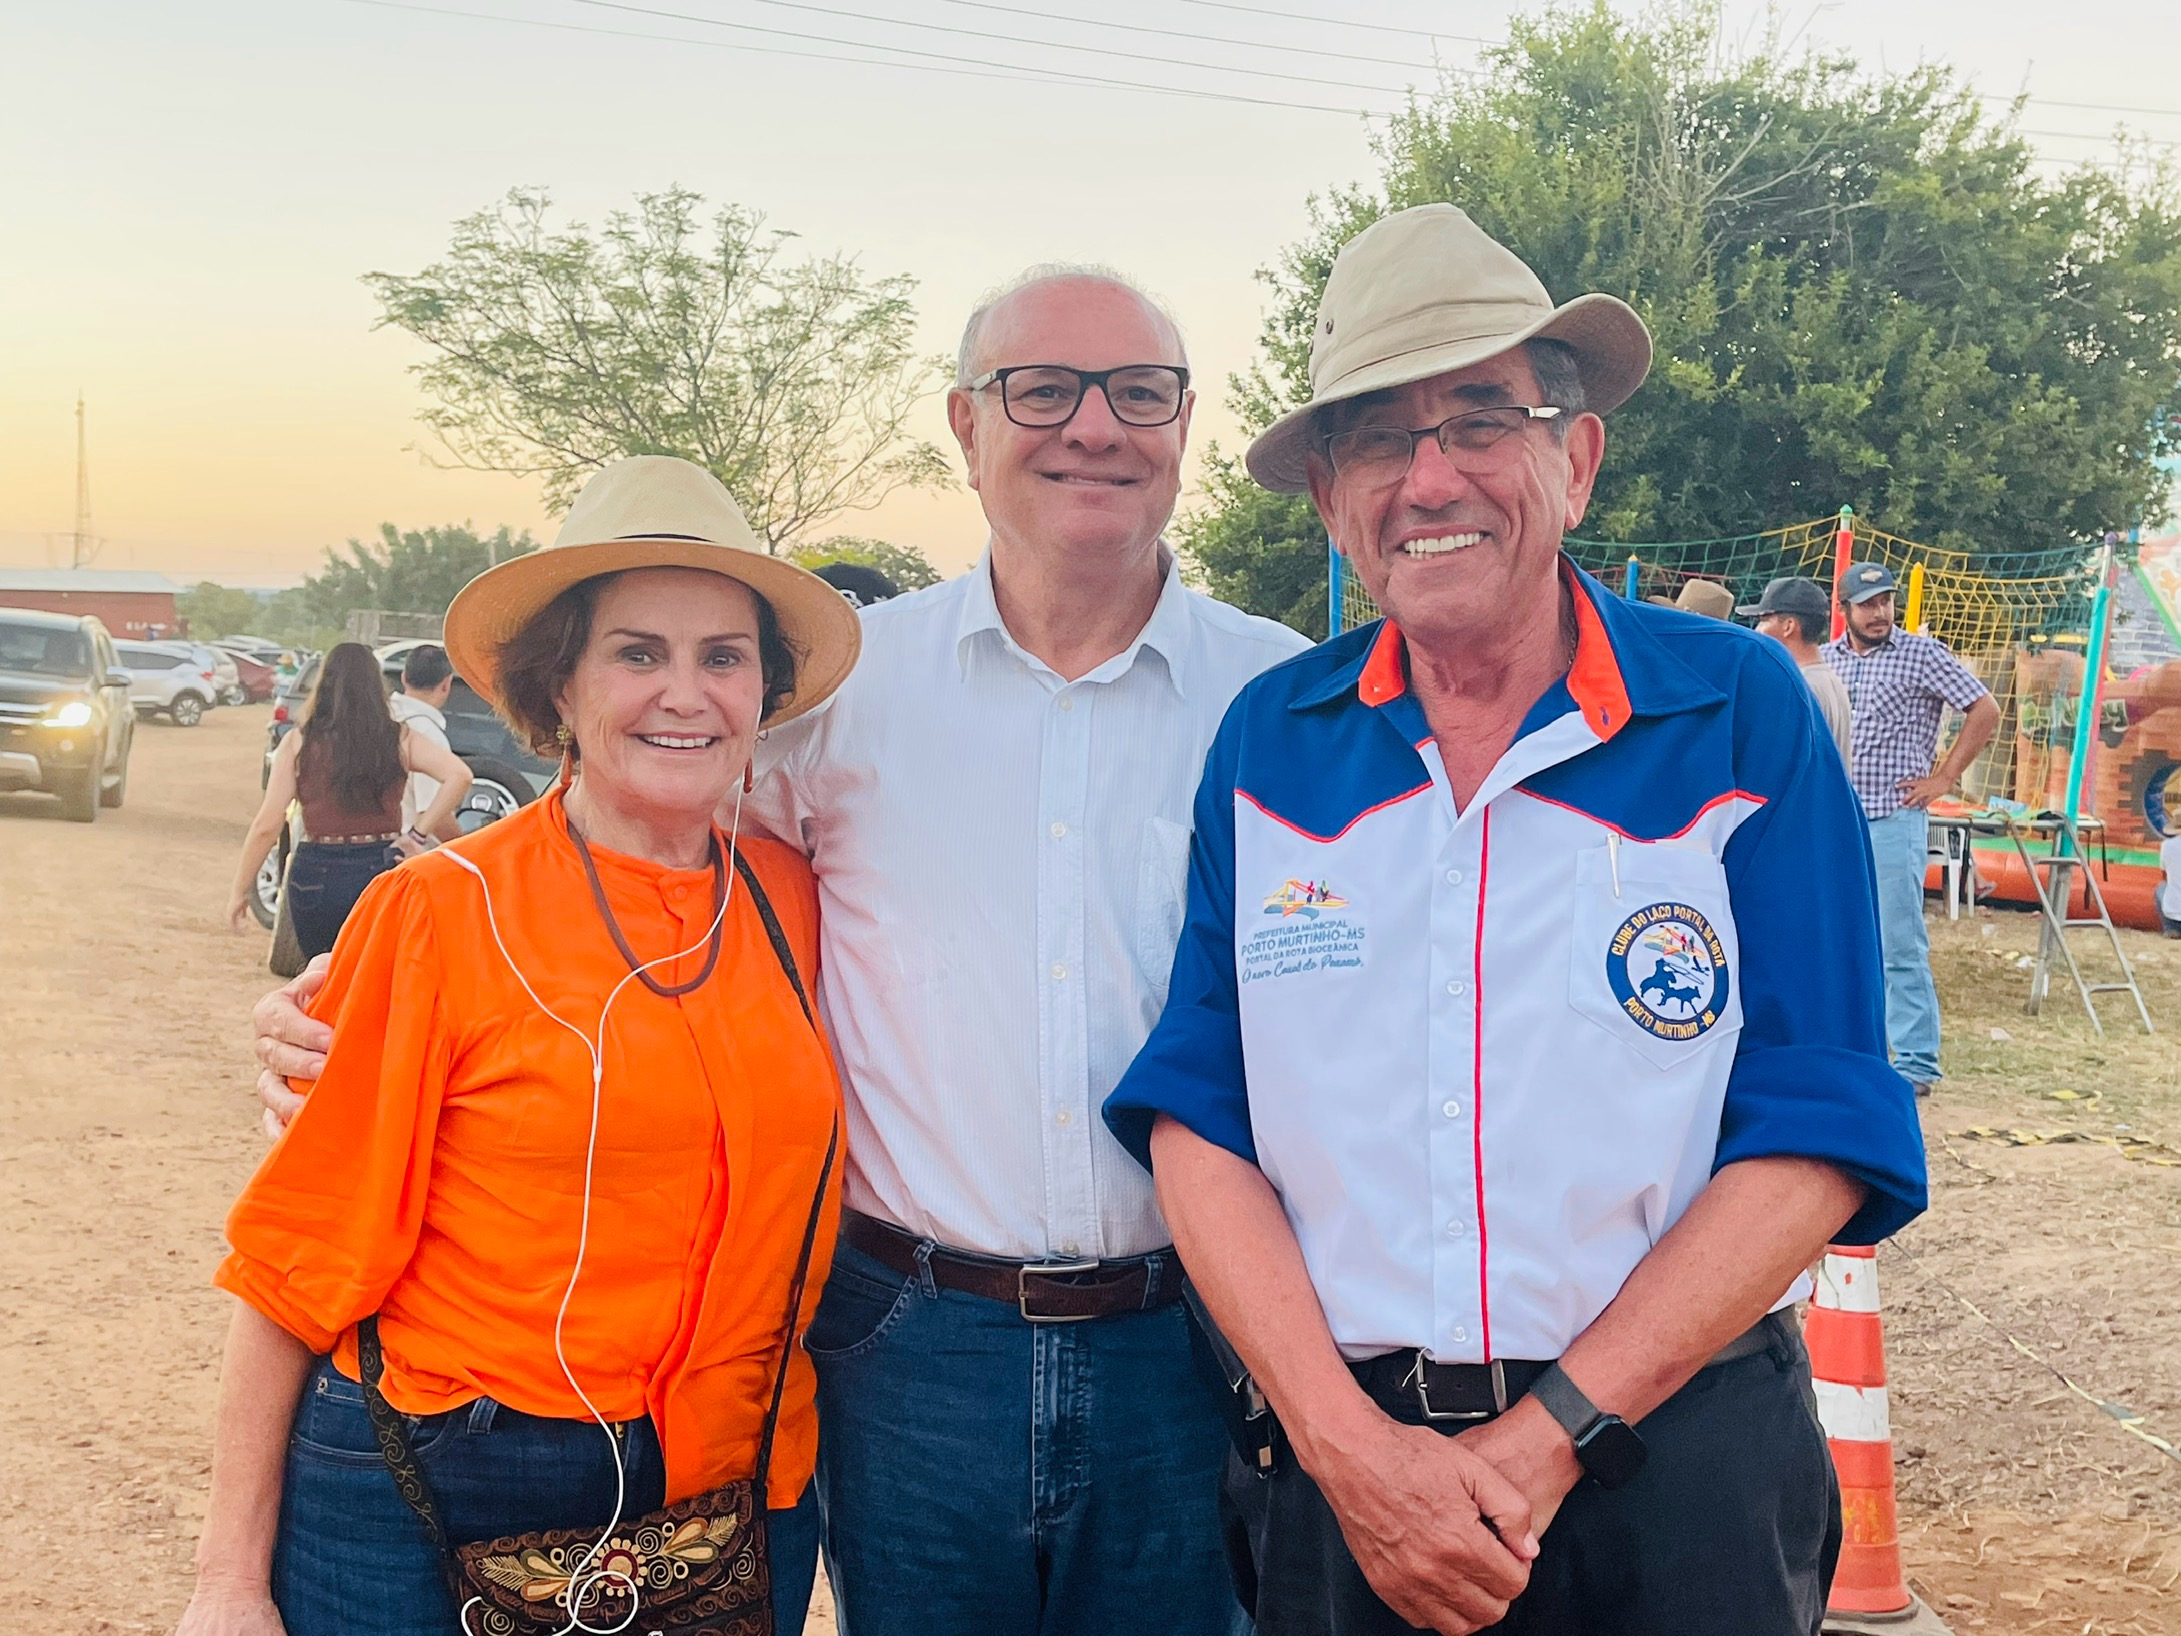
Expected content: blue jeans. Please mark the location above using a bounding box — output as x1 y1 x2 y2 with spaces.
272 1356 821 1635
287 842 398 961
808 1241 1244 1636
1867 808 1942 1084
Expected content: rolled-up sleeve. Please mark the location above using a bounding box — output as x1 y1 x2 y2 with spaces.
1104 716 1255 1172
215 866 451 1350
1718 658 1928 1242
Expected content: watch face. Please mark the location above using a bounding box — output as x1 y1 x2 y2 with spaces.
1575 1417 1647 1490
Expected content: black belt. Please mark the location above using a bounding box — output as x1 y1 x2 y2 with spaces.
842 1210 1183 1323
1349 1311 1786 1427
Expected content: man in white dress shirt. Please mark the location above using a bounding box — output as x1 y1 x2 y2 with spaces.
251 266 1308 1634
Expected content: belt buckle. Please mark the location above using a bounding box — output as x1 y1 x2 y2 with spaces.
1018 1258 1102 1323
1405 1355 1508 1423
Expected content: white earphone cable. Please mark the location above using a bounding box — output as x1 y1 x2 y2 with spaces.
439 782 745 1636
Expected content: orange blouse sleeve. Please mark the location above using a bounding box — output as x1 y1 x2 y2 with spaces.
215 864 453 1352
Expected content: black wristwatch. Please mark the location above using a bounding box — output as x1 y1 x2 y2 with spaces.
1528 1363 1647 1489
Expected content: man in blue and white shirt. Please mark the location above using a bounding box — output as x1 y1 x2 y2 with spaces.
1107 205 1926 1635
1824 561 1999 1093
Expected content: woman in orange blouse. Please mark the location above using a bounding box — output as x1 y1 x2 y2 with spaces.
177 457 863 1636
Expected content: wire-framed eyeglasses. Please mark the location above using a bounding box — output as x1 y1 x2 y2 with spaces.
966 364 1191 429
1323 406 1564 486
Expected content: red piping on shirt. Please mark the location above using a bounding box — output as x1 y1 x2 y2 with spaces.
1472 805 1492 1361
1518 785 1768 842
1235 783 1431 844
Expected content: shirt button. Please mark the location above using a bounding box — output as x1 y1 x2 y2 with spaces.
1446 1219 1464 1238
1446 980 1466 997
1051 963 1068 981
1056 1109 1073 1126
1060 1241 1081 1256
1442 1100 1461 1120
1050 821 1067 839
1446 869 1463 885
1452 1325 1470 1344
1057 695 1075 712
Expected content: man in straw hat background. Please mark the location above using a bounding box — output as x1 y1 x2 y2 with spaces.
255 265 1308 1633
1107 204 1927 1634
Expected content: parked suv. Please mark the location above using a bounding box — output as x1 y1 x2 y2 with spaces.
0 608 135 821
115 639 220 726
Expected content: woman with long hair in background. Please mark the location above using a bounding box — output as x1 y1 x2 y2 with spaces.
227 641 473 958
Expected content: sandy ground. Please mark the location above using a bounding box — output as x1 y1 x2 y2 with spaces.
2 707 2176 1634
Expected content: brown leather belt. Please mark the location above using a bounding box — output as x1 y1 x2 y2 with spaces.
842 1210 1183 1323
304 831 401 846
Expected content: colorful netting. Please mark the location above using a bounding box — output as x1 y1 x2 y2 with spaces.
1325 512 2104 807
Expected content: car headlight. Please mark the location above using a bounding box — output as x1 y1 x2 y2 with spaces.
44 700 94 729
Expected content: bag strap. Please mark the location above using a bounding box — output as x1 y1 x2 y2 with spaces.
753 1115 838 1513
357 1316 448 1550
732 850 815 1029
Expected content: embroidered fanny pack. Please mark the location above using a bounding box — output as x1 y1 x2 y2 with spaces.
356 852 836 1636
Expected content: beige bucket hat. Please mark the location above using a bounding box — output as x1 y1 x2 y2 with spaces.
444 455 863 726
1246 203 1653 494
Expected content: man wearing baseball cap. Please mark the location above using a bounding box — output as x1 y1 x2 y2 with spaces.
1824 562 2000 1095
1107 205 1925 1634
1741 576 1853 765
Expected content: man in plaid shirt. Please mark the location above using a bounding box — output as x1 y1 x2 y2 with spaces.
1824 562 2001 1094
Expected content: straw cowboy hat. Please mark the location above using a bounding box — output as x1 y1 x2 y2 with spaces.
1246 204 1653 494
444 455 863 726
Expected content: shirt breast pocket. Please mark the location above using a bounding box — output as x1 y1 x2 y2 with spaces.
1567 842 1743 1071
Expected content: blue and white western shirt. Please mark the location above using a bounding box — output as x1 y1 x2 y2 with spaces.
1105 563 1928 1365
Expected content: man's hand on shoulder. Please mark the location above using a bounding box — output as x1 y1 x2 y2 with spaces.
252 957 333 1138
1306 1412 1539 1634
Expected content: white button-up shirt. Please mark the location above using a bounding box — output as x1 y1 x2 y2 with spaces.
748 550 1309 1260
1108 570 1928 1361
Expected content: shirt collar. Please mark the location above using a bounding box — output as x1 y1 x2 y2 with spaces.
954 542 1192 699
1290 556 1726 733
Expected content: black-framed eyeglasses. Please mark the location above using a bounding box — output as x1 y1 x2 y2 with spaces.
966 364 1191 429
1323 405 1563 485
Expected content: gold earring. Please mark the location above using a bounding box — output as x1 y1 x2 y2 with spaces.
554 724 573 747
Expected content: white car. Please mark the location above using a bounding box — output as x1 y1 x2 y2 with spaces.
114 640 221 727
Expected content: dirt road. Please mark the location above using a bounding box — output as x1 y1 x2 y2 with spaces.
2 706 2175 1633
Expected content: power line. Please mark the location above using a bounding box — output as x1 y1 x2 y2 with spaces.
570 0 1421 96
1173 0 1501 46
921 0 1429 71
336 0 1387 114
1978 91 2181 122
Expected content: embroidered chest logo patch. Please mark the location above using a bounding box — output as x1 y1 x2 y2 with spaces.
1607 903 1731 1041
1241 879 1364 984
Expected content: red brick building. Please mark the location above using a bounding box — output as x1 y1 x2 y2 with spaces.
0 569 184 639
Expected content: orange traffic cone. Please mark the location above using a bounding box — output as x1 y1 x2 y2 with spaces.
1807 1244 1913 1618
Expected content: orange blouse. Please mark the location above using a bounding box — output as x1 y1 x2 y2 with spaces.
217 791 842 1504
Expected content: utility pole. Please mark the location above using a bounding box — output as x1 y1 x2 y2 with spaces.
70 392 97 569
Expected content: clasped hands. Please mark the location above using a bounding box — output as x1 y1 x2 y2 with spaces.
1308 1394 1581 1636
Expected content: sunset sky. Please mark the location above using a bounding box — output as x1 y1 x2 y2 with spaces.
4 0 2177 586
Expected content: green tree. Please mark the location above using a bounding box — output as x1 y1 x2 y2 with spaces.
786 535 943 592
176 581 263 640
295 523 536 630
368 187 954 550
1186 3 2181 628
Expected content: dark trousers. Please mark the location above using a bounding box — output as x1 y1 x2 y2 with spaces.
272 1355 822 1635
1224 1319 1842 1635
286 841 398 960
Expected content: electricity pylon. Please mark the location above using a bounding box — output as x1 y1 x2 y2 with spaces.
70 392 97 568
